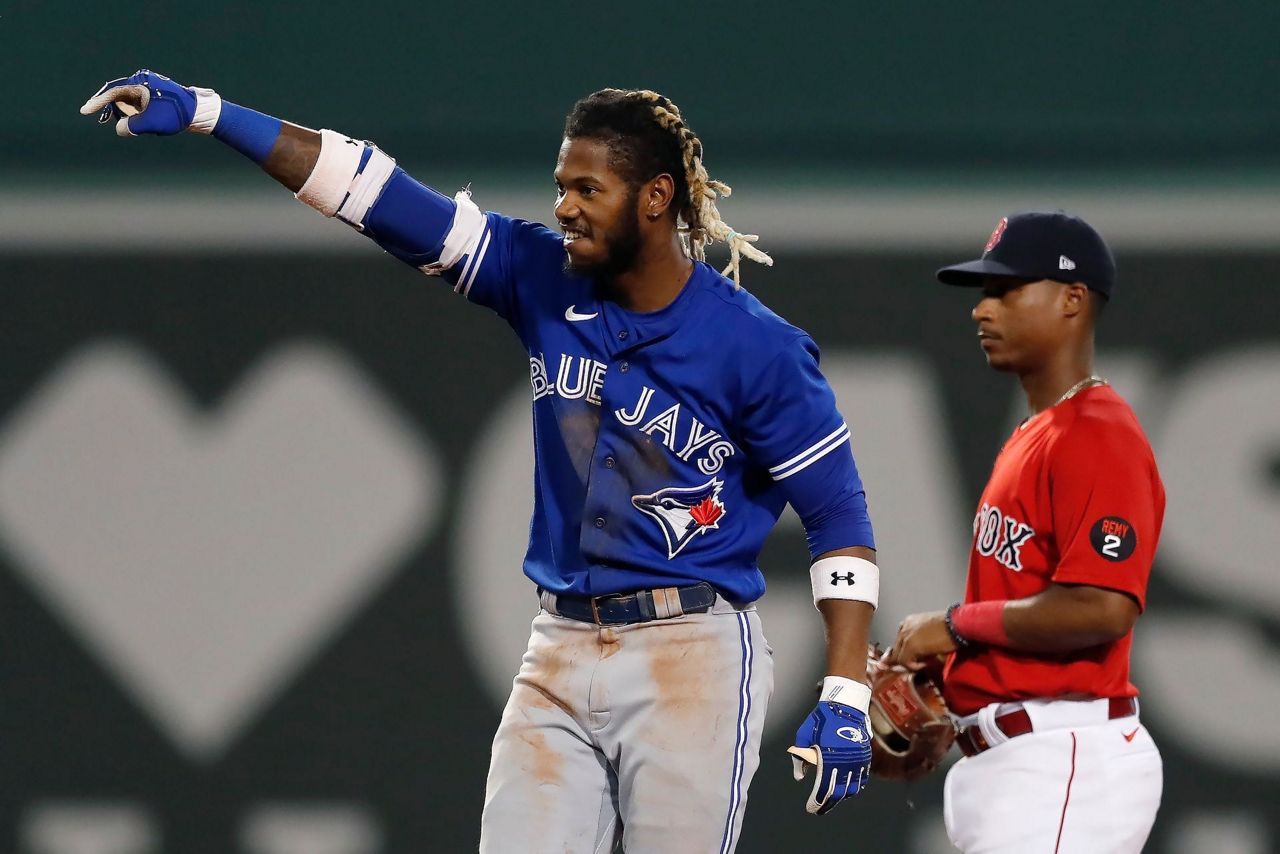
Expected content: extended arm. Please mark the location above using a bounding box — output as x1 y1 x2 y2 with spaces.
80 70 315 187
80 70 475 277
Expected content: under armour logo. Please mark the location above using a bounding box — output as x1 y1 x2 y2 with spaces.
830 571 856 585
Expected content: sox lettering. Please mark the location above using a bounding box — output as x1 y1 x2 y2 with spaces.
995 517 1034 570
973 503 1034 571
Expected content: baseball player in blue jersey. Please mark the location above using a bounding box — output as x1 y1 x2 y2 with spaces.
82 70 882 853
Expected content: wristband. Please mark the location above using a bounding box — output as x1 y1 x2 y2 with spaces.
809 555 879 609
949 600 1010 647
820 675 871 714
187 87 222 135
211 100 283 164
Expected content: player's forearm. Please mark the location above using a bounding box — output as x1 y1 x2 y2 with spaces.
947 583 1138 654
262 122 322 192
201 99 319 191
819 599 875 683
888 583 1138 668
998 584 1139 651
815 546 877 684
84 72 467 286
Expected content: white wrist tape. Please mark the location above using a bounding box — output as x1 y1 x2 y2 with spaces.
295 129 367 218
820 675 871 713
810 555 879 608
187 87 222 134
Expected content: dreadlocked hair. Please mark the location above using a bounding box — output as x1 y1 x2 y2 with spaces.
564 88 772 287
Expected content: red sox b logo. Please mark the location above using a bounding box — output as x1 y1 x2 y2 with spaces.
984 217 1009 254
974 502 1035 571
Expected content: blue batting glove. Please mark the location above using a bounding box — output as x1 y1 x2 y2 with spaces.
790 678 873 815
79 69 199 137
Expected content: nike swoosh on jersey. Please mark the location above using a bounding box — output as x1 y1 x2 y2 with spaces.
1123 728 1139 742
565 305 599 321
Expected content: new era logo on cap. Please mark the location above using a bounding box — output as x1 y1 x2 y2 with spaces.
1059 255 1076 271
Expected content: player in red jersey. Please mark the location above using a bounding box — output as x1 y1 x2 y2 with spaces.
883 211 1164 853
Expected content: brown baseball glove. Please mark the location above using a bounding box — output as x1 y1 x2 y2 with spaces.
865 645 957 781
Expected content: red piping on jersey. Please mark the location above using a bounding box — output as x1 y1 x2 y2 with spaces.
1054 732 1078 853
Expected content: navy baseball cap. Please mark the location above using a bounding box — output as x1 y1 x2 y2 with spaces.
936 210 1116 298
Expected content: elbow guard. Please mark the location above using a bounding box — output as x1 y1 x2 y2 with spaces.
293 129 482 281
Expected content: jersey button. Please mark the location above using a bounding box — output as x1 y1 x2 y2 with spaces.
594 517 606 528
604 457 616 469
617 331 629 341
619 361 630 373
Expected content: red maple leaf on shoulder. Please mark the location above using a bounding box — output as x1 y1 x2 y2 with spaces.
689 497 724 527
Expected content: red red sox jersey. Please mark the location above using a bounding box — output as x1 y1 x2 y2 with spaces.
943 384 1165 715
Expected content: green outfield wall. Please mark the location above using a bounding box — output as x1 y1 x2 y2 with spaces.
15 0 1280 182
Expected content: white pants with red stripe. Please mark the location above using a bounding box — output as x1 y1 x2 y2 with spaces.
943 698 1163 854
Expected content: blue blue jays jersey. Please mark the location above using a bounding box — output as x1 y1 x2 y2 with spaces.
359 170 874 602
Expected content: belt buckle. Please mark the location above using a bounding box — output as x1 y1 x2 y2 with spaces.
589 594 628 625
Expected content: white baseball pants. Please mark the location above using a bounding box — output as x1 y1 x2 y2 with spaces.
943 698 1162 853
480 598 774 854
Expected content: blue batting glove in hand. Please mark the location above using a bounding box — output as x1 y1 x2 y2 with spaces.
790 698 873 815
79 69 198 137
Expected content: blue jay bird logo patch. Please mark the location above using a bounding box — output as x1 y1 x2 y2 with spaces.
632 478 727 559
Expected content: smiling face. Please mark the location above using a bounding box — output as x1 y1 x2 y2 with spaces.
554 136 644 280
971 276 1087 373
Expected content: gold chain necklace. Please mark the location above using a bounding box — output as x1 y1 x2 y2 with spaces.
1051 374 1107 407
1021 375 1107 429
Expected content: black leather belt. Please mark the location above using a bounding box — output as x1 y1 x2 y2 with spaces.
546 582 718 626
